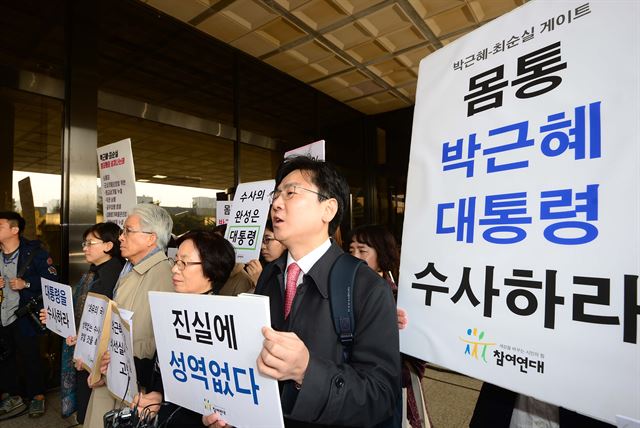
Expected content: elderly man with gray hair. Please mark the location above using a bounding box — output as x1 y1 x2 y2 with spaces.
84 204 175 428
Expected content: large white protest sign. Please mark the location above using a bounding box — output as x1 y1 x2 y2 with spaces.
106 303 138 405
74 292 110 372
42 278 76 339
216 201 232 226
284 139 325 161
224 180 275 263
97 138 137 227
398 0 639 424
149 292 283 428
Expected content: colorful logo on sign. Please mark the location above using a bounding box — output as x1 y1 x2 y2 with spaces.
460 328 495 362
203 398 226 416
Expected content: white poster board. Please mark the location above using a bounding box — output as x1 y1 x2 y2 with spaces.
106 303 138 405
224 180 275 263
149 292 284 428
216 201 232 226
41 278 76 339
284 139 325 161
398 0 639 424
97 138 137 227
74 292 110 371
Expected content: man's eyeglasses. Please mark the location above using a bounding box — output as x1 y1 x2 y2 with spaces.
168 258 202 271
81 239 104 248
120 227 154 237
268 185 330 204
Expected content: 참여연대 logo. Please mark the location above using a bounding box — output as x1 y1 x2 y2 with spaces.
460 327 495 362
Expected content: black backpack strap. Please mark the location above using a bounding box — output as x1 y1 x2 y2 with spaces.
16 246 42 278
329 253 364 363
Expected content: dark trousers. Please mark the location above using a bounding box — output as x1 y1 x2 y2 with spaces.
0 320 45 398
75 370 91 423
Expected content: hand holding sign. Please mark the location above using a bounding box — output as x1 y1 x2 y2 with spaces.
257 327 309 385
202 412 228 427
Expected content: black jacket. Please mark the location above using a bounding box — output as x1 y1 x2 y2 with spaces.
89 256 124 300
256 243 401 428
16 237 58 336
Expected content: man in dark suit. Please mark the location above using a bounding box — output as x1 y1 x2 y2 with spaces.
205 156 401 427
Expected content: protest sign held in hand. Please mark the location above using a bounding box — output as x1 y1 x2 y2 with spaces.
73 292 110 372
42 278 76 339
224 180 275 263
149 291 283 428
105 302 138 405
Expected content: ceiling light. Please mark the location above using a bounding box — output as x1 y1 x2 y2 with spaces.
137 179 150 182
152 175 167 179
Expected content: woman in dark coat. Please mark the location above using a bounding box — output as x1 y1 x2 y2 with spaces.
41 222 124 423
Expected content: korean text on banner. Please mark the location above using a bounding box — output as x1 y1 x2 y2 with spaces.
149 291 284 428
224 180 275 263
73 292 110 372
216 201 232 226
397 0 640 424
42 278 76 339
97 138 137 227
284 140 325 161
106 302 138 405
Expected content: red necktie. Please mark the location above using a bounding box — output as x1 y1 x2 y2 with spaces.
284 262 301 319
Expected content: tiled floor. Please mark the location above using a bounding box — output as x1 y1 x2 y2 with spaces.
1 367 481 427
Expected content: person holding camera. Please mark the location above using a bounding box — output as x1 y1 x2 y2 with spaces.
0 211 58 418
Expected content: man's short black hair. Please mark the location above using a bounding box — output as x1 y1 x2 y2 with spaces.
275 155 350 236
0 211 25 235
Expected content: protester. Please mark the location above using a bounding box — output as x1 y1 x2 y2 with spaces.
349 224 431 428
245 219 287 286
212 224 254 296
131 230 236 426
349 224 400 294
204 155 401 427
0 211 57 418
83 204 174 428
39 222 124 423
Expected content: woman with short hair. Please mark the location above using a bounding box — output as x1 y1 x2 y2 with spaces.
131 230 236 427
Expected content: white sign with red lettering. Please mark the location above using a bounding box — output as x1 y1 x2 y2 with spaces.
97 138 137 227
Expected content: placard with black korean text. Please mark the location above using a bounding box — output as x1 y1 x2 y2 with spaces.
73 292 110 372
42 278 76 339
97 138 137 227
224 180 275 263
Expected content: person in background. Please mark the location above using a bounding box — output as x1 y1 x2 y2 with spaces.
0 211 57 418
349 224 400 295
212 224 254 296
131 230 236 426
349 224 431 428
205 155 401 427
83 204 174 428
245 219 287 287
40 222 124 424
